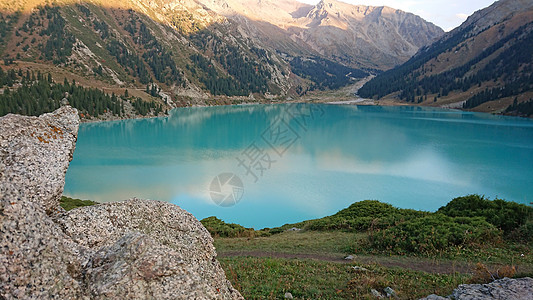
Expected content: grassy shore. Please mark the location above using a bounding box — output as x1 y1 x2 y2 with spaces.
61 194 532 299
205 195 533 299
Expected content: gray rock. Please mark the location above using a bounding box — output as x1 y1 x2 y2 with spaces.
344 255 355 260
384 286 397 298
371 288 384 298
420 295 448 300
0 108 243 299
451 277 533 300
351 266 369 272
286 227 301 232
84 232 218 299
0 107 83 299
0 106 79 214
0 191 86 299
56 198 241 299
420 277 533 300
284 292 294 299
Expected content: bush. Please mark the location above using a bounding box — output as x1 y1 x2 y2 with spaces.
508 221 533 244
369 214 502 255
306 200 428 232
438 195 533 234
201 216 255 238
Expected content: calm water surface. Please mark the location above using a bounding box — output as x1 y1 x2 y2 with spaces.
64 104 533 228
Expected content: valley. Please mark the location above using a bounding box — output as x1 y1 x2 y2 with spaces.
1 0 533 299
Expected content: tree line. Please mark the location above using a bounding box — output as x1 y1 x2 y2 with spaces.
39 6 75 64
190 29 270 96
290 56 367 91
0 69 159 118
359 22 533 110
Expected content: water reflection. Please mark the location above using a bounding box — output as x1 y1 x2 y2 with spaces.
64 104 533 229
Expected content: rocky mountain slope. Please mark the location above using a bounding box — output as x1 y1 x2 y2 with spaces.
0 106 242 299
359 0 533 116
203 0 444 70
0 0 442 119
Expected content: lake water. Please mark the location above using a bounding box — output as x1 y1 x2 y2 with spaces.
64 104 533 229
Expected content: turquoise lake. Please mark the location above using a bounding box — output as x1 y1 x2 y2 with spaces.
64 104 533 229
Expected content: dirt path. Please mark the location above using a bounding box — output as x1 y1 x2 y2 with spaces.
218 250 528 275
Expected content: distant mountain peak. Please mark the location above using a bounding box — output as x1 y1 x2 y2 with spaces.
359 0 533 115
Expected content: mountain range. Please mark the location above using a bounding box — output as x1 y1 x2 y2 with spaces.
0 0 442 118
359 0 533 116
1 0 532 118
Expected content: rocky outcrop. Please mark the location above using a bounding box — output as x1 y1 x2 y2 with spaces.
0 199 86 298
421 277 533 300
56 198 241 299
0 106 79 214
204 0 444 70
0 107 242 299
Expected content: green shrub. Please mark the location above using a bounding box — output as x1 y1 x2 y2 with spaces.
60 196 98 211
201 216 256 238
438 195 533 234
369 214 502 255
508 221 533 244
306 200 428 232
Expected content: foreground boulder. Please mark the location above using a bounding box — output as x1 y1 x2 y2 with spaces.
0 106 79 213
0 107 242 299
0 199 86 298
57 198 241 299
421 277 533 300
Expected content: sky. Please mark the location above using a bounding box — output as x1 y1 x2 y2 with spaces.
299 0 497 31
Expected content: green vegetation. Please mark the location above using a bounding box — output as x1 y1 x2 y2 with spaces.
0 73 123 117
358 23 479 99
39 6 76 64
305 200 428 232
60 196 98 211
256 195 532 256
57 194 532 298
438 194 533 242
132 97 162 116
214 196 532 299
290 56 368 91
188 53 253 96
189 29 271 96
214 231 357 256
0 12 19 55
107 40 151 84
220 256 470 299
201 216 256 238
0 70 163 118
370 214 500 255
506 98 533 117
359 22 533 109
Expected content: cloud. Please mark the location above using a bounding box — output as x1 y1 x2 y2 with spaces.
456 13 469 20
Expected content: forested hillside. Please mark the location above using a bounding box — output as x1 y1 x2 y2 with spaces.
0 0 445 120
0 68 163 118
0 0 376 118
359 0 533 116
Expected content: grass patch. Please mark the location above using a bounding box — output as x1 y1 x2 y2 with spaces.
60 195 98 211
214 231 359 256
218 256 470 299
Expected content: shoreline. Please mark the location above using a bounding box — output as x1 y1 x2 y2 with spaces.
79 98 532 124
